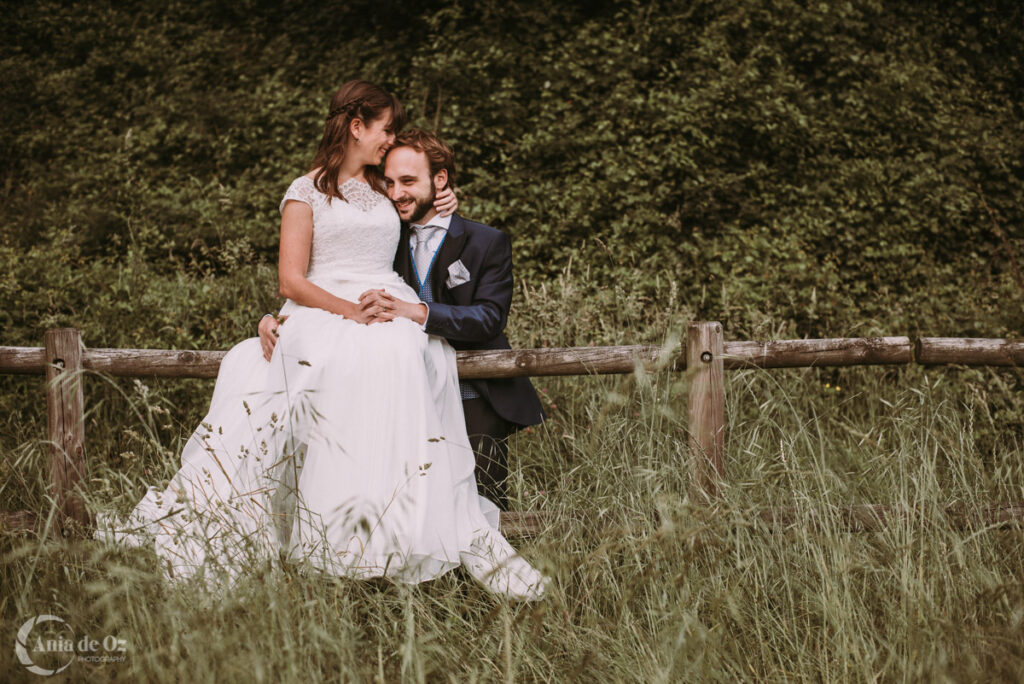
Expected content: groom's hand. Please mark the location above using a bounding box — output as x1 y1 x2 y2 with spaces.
358 289 427 325
358 289 396 324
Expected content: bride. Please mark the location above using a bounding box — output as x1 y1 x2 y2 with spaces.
98 80 548 601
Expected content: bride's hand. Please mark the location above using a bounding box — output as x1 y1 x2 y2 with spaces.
358 289 427 325
258 315 288 360
342 300 382 325
433 185 459 217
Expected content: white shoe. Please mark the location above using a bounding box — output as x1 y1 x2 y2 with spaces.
460 528 549 601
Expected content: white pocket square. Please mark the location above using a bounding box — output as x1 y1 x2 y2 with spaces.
446 260 471 288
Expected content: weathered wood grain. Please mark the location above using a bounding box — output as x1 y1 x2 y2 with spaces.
0 346 46 374
455 344 683 379
2 345 682 379
83 348 228 378
45 329 87 536
6 336 1024 379
688 322 725 503
722 337 912 369
916 338 1024 366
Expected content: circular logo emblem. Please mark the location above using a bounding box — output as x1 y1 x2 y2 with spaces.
14 614 76 676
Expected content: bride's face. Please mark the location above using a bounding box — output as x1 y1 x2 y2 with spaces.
351 113 397 166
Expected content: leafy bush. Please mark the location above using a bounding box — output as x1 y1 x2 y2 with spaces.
2 0 1022 351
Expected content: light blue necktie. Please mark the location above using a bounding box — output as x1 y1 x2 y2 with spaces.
413 225 441 284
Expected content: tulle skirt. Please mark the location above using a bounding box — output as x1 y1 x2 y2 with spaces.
97 274 500 586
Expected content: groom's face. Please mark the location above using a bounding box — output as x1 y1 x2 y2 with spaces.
384 147 439 224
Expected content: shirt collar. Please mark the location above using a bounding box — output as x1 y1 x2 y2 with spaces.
411 212 452 232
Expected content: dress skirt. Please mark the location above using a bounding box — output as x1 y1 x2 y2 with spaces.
98 274 499 586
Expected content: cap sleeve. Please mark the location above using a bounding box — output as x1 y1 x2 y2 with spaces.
279 176 320 214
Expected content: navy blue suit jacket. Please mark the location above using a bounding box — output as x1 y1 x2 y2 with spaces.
393 214 544 428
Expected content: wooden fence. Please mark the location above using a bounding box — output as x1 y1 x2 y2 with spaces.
1 324 1023 537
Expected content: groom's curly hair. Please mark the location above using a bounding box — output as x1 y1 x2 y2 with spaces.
391 129 457 190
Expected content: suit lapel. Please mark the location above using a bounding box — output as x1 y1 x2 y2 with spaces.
429 214 468 301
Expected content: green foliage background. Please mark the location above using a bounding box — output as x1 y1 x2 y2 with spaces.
2 3 1024 679
1 0 1022 353
2 0 1022 463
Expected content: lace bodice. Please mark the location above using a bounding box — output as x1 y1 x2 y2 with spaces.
280 176 400 280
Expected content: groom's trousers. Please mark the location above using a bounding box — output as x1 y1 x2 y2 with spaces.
462 397 513 511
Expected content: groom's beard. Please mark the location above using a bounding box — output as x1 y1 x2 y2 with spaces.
404 186 437 224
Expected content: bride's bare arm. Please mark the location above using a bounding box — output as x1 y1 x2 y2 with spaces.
278 200 376 324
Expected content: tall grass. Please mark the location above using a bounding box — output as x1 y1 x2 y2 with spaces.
2 361 1022 681
2 275 1022 680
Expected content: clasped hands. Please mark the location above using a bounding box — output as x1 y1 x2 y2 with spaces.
258 289 427 360
353 289 428 326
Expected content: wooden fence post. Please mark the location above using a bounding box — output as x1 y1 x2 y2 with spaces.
687 321 725 503
45 328 87 536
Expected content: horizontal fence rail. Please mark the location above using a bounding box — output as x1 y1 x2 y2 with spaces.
1 327 1021 538
915 337 1024 366
3 337 1021 379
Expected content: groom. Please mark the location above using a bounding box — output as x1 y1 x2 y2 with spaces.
260 129 544 509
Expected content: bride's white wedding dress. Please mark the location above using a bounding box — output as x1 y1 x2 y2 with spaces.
97 176 545 596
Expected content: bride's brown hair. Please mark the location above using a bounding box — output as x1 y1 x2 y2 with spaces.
311 80 407 201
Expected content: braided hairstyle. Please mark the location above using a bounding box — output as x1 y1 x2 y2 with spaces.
311 80 407 201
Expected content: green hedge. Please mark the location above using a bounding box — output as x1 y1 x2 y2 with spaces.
1 0 1022 351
